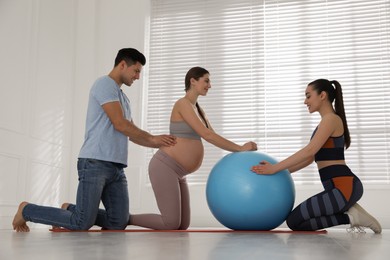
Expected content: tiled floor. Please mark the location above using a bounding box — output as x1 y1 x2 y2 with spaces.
1 228 388 260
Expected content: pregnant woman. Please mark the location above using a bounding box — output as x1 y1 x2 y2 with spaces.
129 66 257 230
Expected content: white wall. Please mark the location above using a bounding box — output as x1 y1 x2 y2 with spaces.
0 0 150 229
0 0 388 230
0 0 75 229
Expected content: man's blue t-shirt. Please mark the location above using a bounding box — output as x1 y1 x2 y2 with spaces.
78 76 131 166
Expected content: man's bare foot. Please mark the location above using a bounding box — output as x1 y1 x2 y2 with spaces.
51 203 70 230
12 202 30 232
61 202 70 210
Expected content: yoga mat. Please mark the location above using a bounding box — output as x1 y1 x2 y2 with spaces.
50 228 327 234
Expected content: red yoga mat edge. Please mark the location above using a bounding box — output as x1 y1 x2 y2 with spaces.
49 228 327 234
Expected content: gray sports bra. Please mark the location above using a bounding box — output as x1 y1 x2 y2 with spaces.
170 121 201 140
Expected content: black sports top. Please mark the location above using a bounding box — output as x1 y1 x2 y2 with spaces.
311 126 345 162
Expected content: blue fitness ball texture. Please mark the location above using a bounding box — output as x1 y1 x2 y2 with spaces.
206 151 295 230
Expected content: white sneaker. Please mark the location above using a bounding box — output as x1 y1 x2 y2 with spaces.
347 203 382 234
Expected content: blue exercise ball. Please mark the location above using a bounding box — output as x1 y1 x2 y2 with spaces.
206 151 295 230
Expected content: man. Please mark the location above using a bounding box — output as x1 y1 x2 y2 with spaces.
12 48 176 232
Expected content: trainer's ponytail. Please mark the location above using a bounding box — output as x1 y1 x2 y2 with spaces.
330 80 350 149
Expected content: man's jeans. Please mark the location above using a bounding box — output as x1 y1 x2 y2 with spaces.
23 158 129 230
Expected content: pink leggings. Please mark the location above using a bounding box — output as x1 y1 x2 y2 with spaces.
130 150 190 230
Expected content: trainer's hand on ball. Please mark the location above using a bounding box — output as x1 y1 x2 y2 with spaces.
251 160 275 175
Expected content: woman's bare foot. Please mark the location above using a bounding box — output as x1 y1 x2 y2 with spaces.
51 203 70 230
12 202 30 232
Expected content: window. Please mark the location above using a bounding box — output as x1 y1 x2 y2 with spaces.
146 0 390 185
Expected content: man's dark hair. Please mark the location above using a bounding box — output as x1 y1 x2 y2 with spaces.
114 48 146 67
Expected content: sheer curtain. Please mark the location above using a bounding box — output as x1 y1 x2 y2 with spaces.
145 0 390 185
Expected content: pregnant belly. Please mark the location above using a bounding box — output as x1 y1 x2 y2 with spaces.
160 138 204 173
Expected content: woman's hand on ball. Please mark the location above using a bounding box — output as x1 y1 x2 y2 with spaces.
241 141 258 151
251 160 275 175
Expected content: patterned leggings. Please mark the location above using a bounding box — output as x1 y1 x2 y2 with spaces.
286 165 363 231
